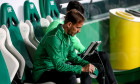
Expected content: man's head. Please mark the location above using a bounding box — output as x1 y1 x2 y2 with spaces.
67 1 84 14
63 9 85 36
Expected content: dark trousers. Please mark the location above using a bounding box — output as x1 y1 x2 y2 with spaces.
83 51 117 84
37 51 117 84
37 69 92 84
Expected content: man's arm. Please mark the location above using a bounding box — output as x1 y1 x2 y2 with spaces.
45 36 83 74
67 44 89 66
71 35 85 53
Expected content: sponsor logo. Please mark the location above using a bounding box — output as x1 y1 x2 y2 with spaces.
30 4 34 9
7 7 12 12
50 1 54 5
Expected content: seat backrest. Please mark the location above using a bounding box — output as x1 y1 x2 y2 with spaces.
0 28 19 82
24 1 44 41
0 50 11 84
25 18 50 47
46 15 54 23
1 25 25 80
25 20 39 48
0 3 33 82
39 0 60 20
19 21 36 60
40 18 50 33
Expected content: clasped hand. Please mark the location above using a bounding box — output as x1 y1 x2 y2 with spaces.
82 64 95 74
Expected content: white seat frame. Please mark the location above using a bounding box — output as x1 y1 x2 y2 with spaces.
0 28 19 82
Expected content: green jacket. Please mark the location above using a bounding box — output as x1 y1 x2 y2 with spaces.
33 24 89 82
46 19 85 53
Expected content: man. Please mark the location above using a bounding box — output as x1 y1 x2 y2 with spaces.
33 9 94 84
44 1 117 84
46 1 85 53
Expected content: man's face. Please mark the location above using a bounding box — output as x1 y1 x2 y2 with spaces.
67 21 84 36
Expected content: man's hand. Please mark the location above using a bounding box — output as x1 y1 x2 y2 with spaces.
82 64 95 73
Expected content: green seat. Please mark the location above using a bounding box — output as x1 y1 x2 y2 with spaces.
39 0 60 20
0 3 33 82
24 0 44 41
0 50 11 84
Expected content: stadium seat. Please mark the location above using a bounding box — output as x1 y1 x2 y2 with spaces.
0 49 10 84
0 3 33 82
0 28 19 82
40 18 50 33
25 17 51 47
1 3 56 84
25 20 39 48
39 0 60 20
19 21 36 60
39 0 65 23
24 1 50 41
46 15 54 23
1 25 25 81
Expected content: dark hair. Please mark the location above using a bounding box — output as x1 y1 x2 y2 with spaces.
64 9 85 24
67 1 84 14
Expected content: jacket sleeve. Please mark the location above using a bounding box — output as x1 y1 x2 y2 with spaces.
45 36 82 74
71 35 85 53
67 44 89 66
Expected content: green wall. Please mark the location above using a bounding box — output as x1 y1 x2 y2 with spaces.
76 19 110 52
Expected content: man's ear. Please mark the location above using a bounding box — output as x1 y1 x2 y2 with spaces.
66 22 72 28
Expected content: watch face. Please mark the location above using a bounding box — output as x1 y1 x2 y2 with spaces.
89 73 97 78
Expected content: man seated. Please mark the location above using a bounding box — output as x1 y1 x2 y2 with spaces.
33 8 117 84
44 1 117 84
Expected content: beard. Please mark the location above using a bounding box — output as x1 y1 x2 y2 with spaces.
68 31 76 37
67 28 77 36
